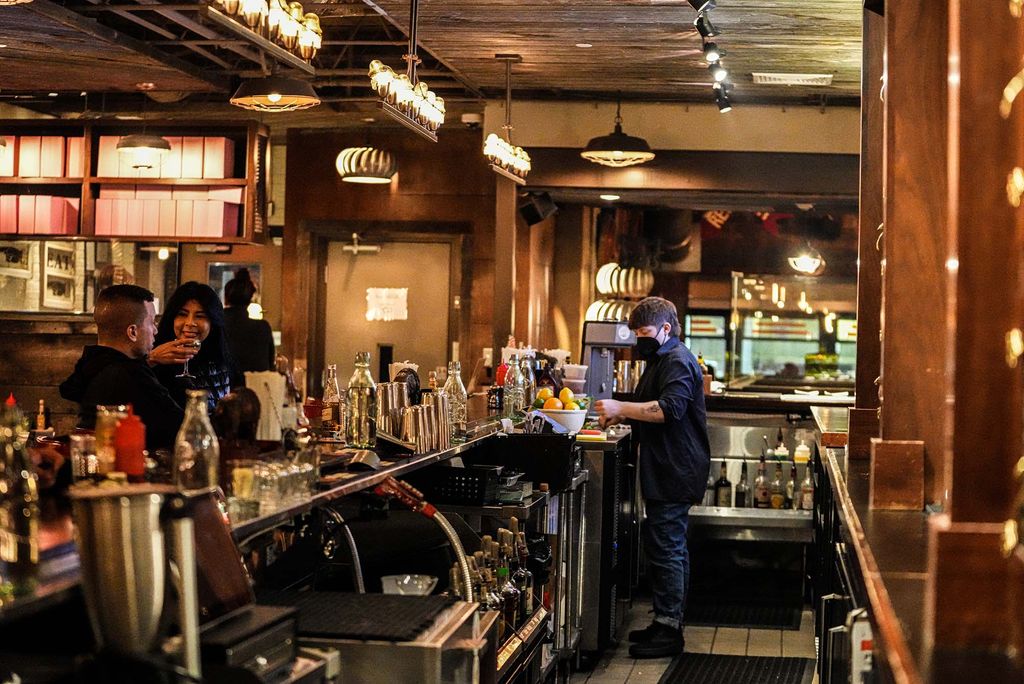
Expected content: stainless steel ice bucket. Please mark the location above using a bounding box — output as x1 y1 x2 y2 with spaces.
70 484 177 656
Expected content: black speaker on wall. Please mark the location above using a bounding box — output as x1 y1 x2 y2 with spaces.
518 192 558 226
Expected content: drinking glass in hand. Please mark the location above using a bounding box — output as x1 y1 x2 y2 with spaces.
176 339 202 379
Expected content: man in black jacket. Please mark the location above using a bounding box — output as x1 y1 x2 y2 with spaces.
60 284 187 452
596 297 711 658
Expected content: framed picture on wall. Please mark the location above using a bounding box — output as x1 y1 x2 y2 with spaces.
0 241 33 279
207 262 262 303
41 242 76 310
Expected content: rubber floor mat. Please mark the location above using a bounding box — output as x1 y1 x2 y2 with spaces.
684 599 802 630
659 654 815 684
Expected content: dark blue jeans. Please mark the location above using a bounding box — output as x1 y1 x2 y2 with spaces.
644 500 692 630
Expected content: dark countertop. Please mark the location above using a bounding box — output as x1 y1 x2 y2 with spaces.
707 391 854 416
814 410 1023 684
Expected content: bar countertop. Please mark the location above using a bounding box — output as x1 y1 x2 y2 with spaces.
812 407 1023 684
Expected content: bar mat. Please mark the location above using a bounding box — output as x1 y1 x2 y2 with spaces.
659 654 815 684
261 591 454 642
684 599 802 630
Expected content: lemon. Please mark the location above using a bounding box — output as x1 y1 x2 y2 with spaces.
537 387 554 401
563 401 580 411
558 387 575 404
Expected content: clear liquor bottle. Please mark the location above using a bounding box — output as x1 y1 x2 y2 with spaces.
346 352 377 448
444 360 468 440
800 464 815 510
754 452 771 508
735 461 750 508
321 364 344 434
785 465 798 510
503 353 522 418
174 389 220 492
519 357 537 407
0 402 39 597
769 463 785 509
714 460 732 507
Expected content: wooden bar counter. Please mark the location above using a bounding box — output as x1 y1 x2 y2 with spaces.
811 407 1023 684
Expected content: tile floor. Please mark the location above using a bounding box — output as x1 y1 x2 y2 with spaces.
570 599 818 684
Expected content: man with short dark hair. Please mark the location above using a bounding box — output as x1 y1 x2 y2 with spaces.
60 284 185 451
596 296 711 658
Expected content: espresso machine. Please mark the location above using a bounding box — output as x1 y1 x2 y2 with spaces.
581 321 637 403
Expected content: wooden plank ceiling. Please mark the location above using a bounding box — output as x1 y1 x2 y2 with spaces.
0 4 221 93
366 0 863 104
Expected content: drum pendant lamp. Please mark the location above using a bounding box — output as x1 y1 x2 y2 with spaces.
335 146 397 184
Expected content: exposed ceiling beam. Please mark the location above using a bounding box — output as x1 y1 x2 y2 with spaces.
26 0 228 90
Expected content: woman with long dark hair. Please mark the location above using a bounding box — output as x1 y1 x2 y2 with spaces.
149 281 233 413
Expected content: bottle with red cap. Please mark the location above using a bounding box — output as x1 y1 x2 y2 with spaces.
114 406 146 482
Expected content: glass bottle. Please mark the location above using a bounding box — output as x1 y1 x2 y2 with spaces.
769 463 785 509
173 389 220 493
513 531 534 621
519 357 537 408
703 470 715 506
754 452 770 508
443 361 468 440
346 352 377 448
735 461 750 508
714 460 732 507
321 364 344 434
785 465 798 510
503 353 521 418
498 548 521 631
0 402 39 597
800 464 815 510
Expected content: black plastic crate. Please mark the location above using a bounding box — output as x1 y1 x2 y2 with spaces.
408 463 503 505
470 433 579 492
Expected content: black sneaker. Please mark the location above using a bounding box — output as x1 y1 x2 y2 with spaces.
628 622 661 643
628 623 684 659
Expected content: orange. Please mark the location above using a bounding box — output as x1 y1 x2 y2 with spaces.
543 397 564 410
558 387 575 404
537 387 554 401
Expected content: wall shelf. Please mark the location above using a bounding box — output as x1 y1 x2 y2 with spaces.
89 177 249 186
0 178 85 185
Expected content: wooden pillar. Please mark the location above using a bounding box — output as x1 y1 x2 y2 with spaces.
849 6 884 460
923 0 1024 652
872 0 949 509
493 177 518 358
552 205 594 360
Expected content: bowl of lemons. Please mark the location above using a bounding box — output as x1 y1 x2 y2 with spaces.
534 387 589 433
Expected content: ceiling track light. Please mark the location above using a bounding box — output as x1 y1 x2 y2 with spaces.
694 12 719 39
485 54 531 184
580 97 655 168
702 41 723 63
366 0 445 141
709 60 728 82
713 81 733 112
212 0 321 64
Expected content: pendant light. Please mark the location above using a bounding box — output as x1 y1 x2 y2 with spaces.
581 98 655 168
336 146 397 184
788 243 827 276
116 134 171 170
230 75 320 111
484 54 531 184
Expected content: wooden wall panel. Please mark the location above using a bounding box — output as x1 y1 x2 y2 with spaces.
879 1 949 505
283 128 496 393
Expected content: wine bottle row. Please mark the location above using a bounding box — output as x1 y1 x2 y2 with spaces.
703 452 815 511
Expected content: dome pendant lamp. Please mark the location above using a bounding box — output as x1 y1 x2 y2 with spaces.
230 75 320 112
116 134 171 170
335 146 397 184
581 98 655 168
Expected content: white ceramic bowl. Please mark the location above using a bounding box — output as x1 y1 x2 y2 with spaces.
562 364 588 380
381 574 438 596
539 409 588 433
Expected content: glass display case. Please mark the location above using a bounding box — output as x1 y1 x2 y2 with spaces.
728 272 857 390
0 239 178 314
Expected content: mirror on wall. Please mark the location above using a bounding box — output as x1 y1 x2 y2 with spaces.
0 240 179 314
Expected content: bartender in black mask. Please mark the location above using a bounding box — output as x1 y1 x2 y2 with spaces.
595 296 711 659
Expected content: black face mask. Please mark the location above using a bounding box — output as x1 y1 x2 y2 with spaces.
634 336 661 358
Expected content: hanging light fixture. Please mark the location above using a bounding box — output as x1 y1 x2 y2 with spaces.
212 0 321 63
714 82 732 112
484 54 531 184
298 12 322 61
366 0 445 141
694 12 719 38
230 75 320 111
581 98 655 168
335 147 397 184
788 243 827 276
116 134 171 170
